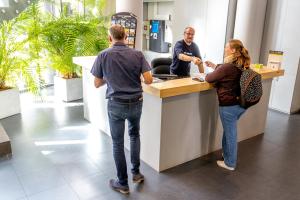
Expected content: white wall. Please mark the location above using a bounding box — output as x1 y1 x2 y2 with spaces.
116 0 143 50
234 0 267 63
260 0 300 113
147 1 174 20
173 0 229 73
103 0 116 16
204 0 229 65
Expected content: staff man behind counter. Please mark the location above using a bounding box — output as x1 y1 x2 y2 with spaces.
170 26 204 77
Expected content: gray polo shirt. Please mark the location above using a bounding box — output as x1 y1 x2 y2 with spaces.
91 43 151 99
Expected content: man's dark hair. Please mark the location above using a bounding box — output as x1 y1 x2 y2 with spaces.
109 24 126 40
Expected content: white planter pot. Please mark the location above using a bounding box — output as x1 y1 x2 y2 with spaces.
42 67 55 85
0 88 21 119
54 76 83 102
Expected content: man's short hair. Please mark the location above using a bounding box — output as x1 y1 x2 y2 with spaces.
109 24 126 40
184 26 195 33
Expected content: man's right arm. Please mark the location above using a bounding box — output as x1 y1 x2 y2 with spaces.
91 55 105 88
178 54 196 62
177 42 202 66
174 42 193 62
139 52 153 84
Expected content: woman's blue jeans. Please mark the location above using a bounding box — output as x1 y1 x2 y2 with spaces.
107 99 143 186
219 105 246 168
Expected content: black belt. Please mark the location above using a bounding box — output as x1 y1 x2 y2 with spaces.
109 96 143 103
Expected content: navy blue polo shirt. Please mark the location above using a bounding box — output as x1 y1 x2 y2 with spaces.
170 40 201 76
91 43 151 99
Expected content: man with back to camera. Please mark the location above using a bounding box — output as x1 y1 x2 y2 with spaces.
90 24 153 194
170 26 204 77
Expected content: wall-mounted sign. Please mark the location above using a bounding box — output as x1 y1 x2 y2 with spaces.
267 50 283 70
111 12 137 49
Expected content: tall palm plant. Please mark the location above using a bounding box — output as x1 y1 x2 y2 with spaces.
76 16 109 56
14 3 52 94
0 20 38 93
43 15 109 79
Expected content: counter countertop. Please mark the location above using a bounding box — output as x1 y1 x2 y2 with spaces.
73 57 284 99
143 68 284 98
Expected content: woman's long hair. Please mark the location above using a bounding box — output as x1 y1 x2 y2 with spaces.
224 39 251 69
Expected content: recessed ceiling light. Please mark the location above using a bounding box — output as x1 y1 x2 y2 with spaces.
0 0 9 7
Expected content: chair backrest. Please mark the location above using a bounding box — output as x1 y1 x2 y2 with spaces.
151 57 172 75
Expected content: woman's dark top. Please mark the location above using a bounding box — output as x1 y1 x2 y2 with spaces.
205 63 242 106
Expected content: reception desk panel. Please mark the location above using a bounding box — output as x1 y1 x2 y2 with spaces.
74 56 284 172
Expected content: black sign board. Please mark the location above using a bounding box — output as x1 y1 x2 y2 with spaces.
111 12 137 49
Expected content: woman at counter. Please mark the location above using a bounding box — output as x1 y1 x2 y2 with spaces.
205 39 251 171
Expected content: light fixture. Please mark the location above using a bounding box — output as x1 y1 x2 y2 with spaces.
0 0 9 7
1 9 6 13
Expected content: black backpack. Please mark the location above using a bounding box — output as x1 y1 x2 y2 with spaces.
239 68 263 109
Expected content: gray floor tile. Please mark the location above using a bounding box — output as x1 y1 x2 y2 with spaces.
0 165 26 200
27 185 79 200
69 172 112 200
56 158 101 183
18 167 67 196
11 154 56 176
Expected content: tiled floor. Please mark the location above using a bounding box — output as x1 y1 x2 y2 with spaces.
1 88 300 200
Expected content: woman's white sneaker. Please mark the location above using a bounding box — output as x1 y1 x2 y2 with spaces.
216 160 235 171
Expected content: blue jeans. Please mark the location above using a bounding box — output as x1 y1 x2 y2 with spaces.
219 105 246 168
107 99 143 186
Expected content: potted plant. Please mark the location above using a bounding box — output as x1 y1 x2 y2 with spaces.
43 15 108 102
0 20 38 119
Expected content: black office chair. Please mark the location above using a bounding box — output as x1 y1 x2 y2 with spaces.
151 57 172 74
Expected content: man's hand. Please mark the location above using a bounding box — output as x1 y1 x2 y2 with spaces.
192 57 204 73
193 57 202 65
94 77 106 88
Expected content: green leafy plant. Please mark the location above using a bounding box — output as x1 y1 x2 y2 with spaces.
43 15 109 79
0 20 39 93
0 0 110 92
14 3 52 94
80 0 107 17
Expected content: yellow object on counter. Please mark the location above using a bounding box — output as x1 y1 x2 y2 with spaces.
252 63 264 69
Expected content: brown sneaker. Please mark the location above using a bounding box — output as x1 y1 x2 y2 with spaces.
132 173 144 183
109 179 129 194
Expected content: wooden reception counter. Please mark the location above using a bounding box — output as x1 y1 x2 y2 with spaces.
74 56 284 172
143 68 284 98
